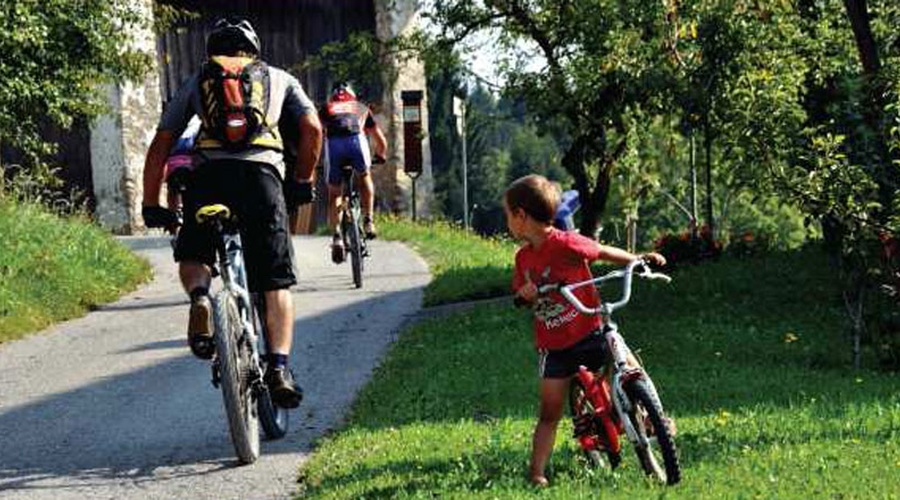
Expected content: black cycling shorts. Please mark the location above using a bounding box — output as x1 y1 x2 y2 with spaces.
538 330 610 379
174 159 296 292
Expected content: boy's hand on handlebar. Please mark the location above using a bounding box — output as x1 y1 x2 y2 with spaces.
639 252 667 267
515 270 538 304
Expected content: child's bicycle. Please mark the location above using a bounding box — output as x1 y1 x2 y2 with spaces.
539 259 681 484
193 204 290 463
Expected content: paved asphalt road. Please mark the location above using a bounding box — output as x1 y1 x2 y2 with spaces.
0 235 430 500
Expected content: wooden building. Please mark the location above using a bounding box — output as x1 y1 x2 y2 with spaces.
85 0 432 233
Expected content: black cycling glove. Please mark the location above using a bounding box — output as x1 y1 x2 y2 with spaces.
142 205 180 229
285 179 316 211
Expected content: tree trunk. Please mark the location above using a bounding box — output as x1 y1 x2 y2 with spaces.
843 0 880 76
704 124 714 238
689 131 698 238
843 0 896 210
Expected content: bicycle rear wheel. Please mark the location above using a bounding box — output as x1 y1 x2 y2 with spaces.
213 290 260 464
623 378 680 484
569 378 621 469
346 200 363 289
251 298 289 440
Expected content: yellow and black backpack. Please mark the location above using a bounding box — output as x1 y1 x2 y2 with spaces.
197 56 281 151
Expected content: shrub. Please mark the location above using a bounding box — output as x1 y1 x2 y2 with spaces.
653 225 722 268
727 230 774 258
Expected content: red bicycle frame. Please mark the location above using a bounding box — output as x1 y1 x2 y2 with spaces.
575 365 623 455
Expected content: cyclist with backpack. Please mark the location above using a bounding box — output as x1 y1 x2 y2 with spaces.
321 82 388 264
141 17 323 409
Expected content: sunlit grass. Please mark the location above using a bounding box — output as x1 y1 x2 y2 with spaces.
0 198 150 342
377 215 516 306
298 241 900 498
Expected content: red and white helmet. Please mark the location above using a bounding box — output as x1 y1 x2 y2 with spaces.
329 82 357 103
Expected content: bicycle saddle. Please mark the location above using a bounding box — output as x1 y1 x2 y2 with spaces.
195 204 233 224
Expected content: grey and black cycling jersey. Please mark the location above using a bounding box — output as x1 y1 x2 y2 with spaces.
158 66 316 178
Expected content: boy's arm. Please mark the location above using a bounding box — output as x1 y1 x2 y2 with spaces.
597 244 667 267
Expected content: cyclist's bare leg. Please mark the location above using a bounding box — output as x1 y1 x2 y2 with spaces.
327 183 346 263
263 287 303 407
358 171 375 219
179 261 214 358
179 261 212 295
358 171 376 236
263 288 293 354
530 377 567 486
327 183 344 234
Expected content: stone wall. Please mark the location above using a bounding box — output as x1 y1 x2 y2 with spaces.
373 0 434 218
89 0 161 234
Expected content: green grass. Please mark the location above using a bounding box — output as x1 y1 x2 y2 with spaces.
298 246 900 499
0 198 151 342
377 215 516 306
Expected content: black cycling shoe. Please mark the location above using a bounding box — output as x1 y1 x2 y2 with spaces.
331 234 345 264
265 366 303 409
363 217 377 240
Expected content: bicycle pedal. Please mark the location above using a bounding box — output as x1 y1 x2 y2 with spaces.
210 362 221 388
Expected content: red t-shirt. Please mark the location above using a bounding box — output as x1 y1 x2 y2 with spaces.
512 228 603 351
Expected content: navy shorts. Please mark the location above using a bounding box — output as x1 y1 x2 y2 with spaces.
325 133 371 185
538 331 610 379
174 159 296 292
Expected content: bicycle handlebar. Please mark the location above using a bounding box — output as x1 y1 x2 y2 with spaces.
557 259 671 316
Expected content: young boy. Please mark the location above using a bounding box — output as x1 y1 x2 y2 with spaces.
504 174 666 487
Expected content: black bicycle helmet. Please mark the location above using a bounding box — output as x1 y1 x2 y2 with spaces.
206 17 261 57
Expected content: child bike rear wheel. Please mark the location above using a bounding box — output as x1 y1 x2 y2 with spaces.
568 378 621 469
213 290 260 464
623 378 680 484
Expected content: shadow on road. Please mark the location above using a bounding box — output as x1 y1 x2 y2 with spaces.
0 277 425 494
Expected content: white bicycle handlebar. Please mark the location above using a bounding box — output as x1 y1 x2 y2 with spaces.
547 259 671 316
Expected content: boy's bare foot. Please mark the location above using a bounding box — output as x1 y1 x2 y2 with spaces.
530 475 549 487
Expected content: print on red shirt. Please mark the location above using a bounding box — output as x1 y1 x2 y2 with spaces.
513 229 603 351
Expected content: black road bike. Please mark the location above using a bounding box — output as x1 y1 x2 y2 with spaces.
336 157 383 289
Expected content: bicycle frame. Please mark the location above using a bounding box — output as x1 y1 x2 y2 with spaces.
340 167 362 231
210 219 262 386
548 260 671 451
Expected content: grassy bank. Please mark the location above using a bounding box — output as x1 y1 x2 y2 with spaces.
298 244 900 498
377 216 516 306
0 198 150 342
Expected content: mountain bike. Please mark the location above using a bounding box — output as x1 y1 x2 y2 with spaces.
536 259 681 484
194 204 290 464
336 156 383 288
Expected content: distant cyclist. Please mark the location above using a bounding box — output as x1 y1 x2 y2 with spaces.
141 17 323 409
162 115 201 224
321 82 387 263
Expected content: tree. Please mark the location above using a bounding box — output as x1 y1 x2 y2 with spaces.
767 0 900 368
0 1 150 174
429 0 679 236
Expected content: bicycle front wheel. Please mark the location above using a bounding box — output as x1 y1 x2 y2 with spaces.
346 203 363 289
623 378 680 484
213 290 260 464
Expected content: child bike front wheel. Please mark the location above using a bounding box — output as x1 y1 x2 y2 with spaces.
623 378 680 484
